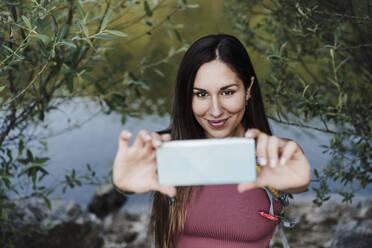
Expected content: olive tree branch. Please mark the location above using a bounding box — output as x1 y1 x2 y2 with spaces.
125 7 181 44
2 61 49 107
267 115 350 136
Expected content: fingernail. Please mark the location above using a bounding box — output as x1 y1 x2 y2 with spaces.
270 159 277 168
154 140 161 146
259 157 267 166
280 158 286 166
124 132 132 139
245 131 253 138
144 134 151 141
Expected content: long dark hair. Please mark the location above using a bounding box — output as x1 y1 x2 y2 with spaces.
151 34 272 248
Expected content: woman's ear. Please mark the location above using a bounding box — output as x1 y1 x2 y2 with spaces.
246 76 255 101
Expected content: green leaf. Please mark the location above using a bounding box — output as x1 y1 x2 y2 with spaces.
6 149 12 160
336 57 349 72
104 29 128 37
121 114 127 125
186 4 199 8
34 157 50 163
65 74 73 92
76 0 85 19
279 42 287 55
168 46 175 57
84 38 95 50
33 34 52 45
22 15 32 30
0 86 5 92
27 149 34 162
2 44 14 54
101 8 113 32
314 168 319 178
153 68 164 77
57 24 69 41
72 169 76 180
18 139 24 156
81 74 97 83
31 168 37 186
81 23 89 37
94 35 119 40
173 29 182 42
57 41 77 48
1 209 8 221
43 196 52 209
144 1 152 17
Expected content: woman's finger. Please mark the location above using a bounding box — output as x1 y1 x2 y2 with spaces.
150 132 162 148
267 136 279 168
279 140 298 166
237 174 265 192
133 129 152 149
118 130 132 150
160 133 172 142
256 132 268 166
237 181 258 192
155 185 177 198
244 128 261 139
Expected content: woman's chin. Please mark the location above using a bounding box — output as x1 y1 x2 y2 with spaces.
205 130 232 139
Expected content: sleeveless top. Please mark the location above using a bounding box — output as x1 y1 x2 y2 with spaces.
176 184 282 248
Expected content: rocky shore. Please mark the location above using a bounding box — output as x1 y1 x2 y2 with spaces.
3 185 372 248
271 197 372 247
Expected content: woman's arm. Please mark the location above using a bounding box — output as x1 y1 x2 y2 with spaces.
238 128 311 194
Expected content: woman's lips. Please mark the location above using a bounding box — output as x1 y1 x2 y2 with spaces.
207 118 228 128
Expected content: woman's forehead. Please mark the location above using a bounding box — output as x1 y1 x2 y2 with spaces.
193 60 243 89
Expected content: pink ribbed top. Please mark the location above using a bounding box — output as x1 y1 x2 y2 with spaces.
176 184 282 248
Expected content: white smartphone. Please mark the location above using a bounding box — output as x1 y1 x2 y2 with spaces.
156 137 256 186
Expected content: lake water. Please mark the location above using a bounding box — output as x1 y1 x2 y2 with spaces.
35 97 370 213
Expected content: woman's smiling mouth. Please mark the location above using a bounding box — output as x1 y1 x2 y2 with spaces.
207 118 228 128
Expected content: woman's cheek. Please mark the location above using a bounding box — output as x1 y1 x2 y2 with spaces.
224 98 245 113
192 99 209 117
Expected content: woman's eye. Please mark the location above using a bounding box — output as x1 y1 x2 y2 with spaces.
194 91 207 97
222 90 235 96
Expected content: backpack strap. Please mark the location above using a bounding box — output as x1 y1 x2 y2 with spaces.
257 166 296 248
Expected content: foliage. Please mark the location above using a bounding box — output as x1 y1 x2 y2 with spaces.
225 0 372 205
0 0 196 244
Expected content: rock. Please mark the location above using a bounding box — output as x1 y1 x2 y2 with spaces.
4 198 104 248
270 200 365 248
16 221 104 248
89 184 128 219
355 202 372 220
331 219 372 248
103 211 150 248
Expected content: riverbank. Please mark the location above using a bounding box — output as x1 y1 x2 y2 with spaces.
3 188 371 248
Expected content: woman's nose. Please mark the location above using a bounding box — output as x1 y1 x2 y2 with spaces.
210 96 223 117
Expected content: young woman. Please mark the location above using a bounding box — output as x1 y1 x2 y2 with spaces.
112 34 311 248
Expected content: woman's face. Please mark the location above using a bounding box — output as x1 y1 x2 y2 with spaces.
192 60 250 138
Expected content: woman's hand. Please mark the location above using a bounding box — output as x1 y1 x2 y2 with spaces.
112 130 176 198
237 128 311 194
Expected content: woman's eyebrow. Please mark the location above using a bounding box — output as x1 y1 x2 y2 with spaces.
193 83 240 91
220 83 239 90
193 87 206 91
